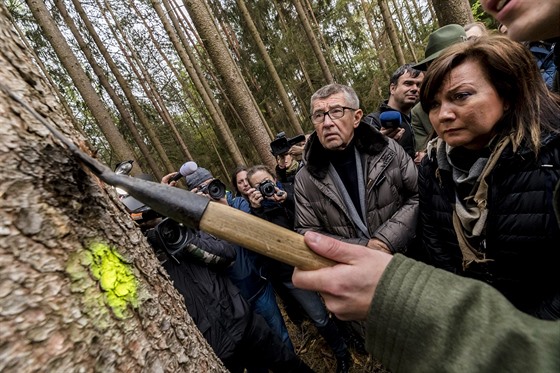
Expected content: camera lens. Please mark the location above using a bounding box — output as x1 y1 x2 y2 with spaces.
259 180 276 197
207 179 226 200
160 222 184 248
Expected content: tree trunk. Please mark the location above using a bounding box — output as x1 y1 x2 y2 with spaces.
100 0 193 164
182 0 276 170
432 0 474 26
235 0 303 135
390 0 418 62
156 0 246 167
378 0 406 66
54 0 165 181
71 0 176 177
0 4 226 371
25 0 142 173
292 0 334 84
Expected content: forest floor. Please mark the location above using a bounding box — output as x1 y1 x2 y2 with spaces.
282 307 390 373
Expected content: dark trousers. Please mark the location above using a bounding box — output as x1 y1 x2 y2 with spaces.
222 313 313 373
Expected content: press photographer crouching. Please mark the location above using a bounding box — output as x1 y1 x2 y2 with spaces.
144 168 313 373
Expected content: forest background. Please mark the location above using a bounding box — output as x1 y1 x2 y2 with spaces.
7 0 494 183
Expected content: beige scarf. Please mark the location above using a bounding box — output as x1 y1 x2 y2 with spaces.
429 135 513 270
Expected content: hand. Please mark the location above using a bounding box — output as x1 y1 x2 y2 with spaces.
380 127 405 142
248 187 263 208
414 151 426 166
292 232 392 321
271 187 287 203
367 238 392 254
161 172 179 187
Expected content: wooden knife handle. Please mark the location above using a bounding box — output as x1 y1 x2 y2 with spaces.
200 202 335 270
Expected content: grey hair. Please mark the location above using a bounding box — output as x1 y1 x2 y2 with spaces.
310 83 360 113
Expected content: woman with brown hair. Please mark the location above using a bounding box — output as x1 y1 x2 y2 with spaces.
416 35 560 320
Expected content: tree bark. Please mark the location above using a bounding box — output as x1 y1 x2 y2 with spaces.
25 0 142 173
0 4 226 371
432 0 474 26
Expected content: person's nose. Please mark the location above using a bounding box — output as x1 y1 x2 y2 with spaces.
438 102 456 123
323 112 335 126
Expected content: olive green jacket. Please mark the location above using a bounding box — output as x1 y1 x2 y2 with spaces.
366 254 560 372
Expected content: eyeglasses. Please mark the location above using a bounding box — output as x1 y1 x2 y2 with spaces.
310 106 356 124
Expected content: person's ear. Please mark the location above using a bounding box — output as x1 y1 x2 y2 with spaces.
353 109 363 128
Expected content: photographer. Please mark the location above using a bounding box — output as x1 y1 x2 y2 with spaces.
270 132 306 198
247 165 351 373
155 169 312 373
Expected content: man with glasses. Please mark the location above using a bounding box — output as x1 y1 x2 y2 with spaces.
294 83 418 356
294 83 418 256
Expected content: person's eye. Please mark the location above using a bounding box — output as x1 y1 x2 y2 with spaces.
453 92 471 101
330 108 344 115
312 112 324 120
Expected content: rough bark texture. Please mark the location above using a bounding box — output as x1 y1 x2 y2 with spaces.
432 0 474 26
0 6 226 372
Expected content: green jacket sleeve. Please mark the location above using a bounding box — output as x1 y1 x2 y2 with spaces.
410 103 433 152
366 254 560 372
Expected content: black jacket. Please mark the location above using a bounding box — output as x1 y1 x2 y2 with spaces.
415 132 560 320
364 101 416 158
160 231 251 359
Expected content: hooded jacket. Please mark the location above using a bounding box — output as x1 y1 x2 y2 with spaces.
294 120 418 253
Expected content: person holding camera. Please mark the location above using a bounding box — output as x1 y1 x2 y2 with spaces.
226 165 296 355
363 64 424 159
246 165 351 373
270 132 307 197
157 168 312 373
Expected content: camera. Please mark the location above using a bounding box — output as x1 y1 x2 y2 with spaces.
146 217 195 262
199 179 226 200
258 180 284 198
146 218 231 268
270 132 306 156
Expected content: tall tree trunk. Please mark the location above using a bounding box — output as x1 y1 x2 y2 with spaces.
25 0 142 173
390 0 418 62
272 0 315 92
235 0 303 135
378 0 406 66
71 0 176 177
100 0 193 163
0 4 225 371
432 0 474 26
182 0 276 170
360 0 389 74
292 0 334 84
155 0 246 167
54 0 164 181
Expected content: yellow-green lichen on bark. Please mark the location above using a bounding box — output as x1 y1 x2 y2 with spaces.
66 242 139 320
